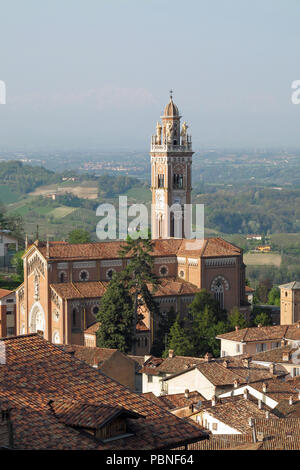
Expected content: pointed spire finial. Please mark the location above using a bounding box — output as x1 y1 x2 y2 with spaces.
25 233 28 250
169 89 173 100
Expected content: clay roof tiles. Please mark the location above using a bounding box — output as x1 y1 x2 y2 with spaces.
0 334 206 450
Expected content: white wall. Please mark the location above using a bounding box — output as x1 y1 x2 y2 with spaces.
220 338 244 357
163 368 216 400
219 385 278 409
195 411 241 434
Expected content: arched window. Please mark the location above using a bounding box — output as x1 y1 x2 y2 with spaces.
213 280 224 309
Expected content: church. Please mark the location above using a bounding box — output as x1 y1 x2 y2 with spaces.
16 95 249 354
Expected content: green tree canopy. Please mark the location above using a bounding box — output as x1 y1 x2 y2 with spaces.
267 287 280 307
163 315 194 357
228 307 248 330
254 312 272 327
119 236 158 355
67 229 91 244
96 272 134 353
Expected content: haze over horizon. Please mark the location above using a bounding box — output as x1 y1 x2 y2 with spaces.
1 0 300 151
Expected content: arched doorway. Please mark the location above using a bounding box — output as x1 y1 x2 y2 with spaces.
29 302 46 335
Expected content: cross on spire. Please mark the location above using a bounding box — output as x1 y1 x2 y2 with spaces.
169 89 173 100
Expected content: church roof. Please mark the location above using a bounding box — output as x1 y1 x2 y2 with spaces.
163 97 179 117
34 237 241 261
50 277 200 301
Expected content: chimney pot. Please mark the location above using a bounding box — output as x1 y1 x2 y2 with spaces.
234 379 239 388
257 324 262 328
204 352 213 362
211 396 216 407
223 360 228 368
269 363 275 374
243 388 249 400
289 396 293 405
257 431 264 442
265 411 270 419
262 382 267 393
184 389 189 399
248 417 254 427
258 399 262 409
235 325 239 331
281 339 286 347
243 358 250 368
169 349 175 358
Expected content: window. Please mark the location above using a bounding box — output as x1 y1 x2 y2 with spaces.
173 174 183 189
106 268 115 280
179 270 185 278
212 423 218 431
145 337 148 347
92 306 99 315
72 309 77 327
79 270 89 281
6 299 14 303
293 368 300 377
271 342 280 349
256 343 267 353
236 344 240 353
6 327 14 336
59 272 65 283
158 174 164 188
148 375 153 383
159 265 168 276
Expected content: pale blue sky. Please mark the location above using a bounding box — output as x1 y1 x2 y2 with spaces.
1 0 300 150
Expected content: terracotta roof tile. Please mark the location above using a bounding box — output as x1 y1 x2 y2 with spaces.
0 288 12 299
0 334 206 450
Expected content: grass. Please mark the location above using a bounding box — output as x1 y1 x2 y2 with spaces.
126 186 151 203
49 206 77 219
244 252 282 267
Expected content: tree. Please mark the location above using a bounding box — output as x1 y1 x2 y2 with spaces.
256 279 272 304
11 250 24 282
188 289 226 323
96 272 134 353
267 287 280 307
151 306 177 357
67 229 91 244
119 236 158 355
164 315 194 357
228 307 247 330
254 312 272 327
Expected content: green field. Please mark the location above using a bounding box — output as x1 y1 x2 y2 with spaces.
127 186 151 203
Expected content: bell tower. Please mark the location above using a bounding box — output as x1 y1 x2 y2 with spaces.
150 92 193 239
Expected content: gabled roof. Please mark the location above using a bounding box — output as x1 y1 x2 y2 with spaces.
0 334 206 450
141 355 204 376
163 356 286 386
143 391 206 410
251 345 299 365
197 395 276 434
279 281 300 290
217 324 300 343
31 237 241 262
0 288 13 300
63 344 119 367
51 278 199 301
49 399 143 429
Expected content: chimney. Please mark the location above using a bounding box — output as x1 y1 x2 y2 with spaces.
46 236 50 258
282 351 290 362
223 359 228 368
235 325 239 331
262 382 267 393
169 349 175 358
269 363 275 375
265 411 270 419
242 357 250 368
281 339 286 347
184 389 190 399
243 388 249 400
257 324 262 328
234 379 239 389
257 431 264 442
289 396 293 405
211 396 216 407
258 399 262 409
248 417 254 427
204 352 213 362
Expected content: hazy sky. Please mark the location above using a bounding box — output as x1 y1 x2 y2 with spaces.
1 0 300 150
